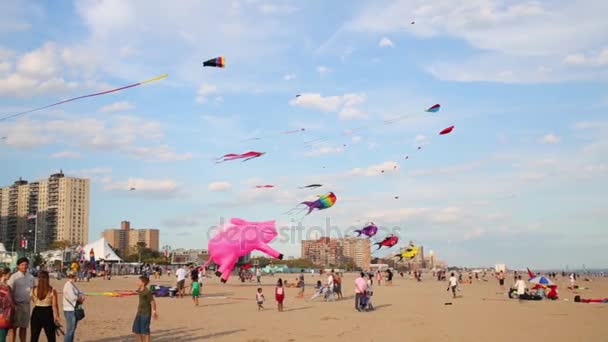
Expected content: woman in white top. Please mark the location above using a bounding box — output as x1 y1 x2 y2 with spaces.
30 271 59 342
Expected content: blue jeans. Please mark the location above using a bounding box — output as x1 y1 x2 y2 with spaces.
64 311 78 342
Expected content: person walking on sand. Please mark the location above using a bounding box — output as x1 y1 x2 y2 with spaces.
334 272 343 300
63 271 84 342
132 276 158 342
296 270 305 299
175 266 187 298
514 275 526 299
275 279 285 312
30 271 60 342
354 272 368 311
376 270 382 286
256 288 265 311
7 257 35 342
256 267 262 284
497 271 505 290
447 272 458 299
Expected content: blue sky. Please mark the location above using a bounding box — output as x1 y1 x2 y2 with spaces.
1 0 607 269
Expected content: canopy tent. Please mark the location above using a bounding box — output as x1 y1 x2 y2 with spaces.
82 238 122 262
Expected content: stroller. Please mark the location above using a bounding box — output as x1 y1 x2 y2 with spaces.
359 287 374 311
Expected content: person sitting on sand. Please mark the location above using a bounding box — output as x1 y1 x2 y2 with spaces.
547 285 558 300
514 275 527 299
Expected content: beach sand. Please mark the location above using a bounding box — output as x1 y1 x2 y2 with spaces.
48 273 608 341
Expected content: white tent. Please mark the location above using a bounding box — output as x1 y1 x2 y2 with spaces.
82 238 122 262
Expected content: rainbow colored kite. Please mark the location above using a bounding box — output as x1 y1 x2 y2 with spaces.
203 56 226 68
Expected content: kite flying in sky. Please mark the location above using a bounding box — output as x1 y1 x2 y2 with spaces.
426 104 441 113
394 245 420 261
203 56 226 68
354 223 378 238
439 126 455 135
216 151 265 163
255 185 274 189
299 184 323 189
0 74 168 122
286 192 337 216
374 235 399 250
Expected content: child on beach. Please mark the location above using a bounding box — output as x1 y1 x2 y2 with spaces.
447 272 459 298
275 279 285 312
256 288 265 310
133 276 158 342
191 280 200 306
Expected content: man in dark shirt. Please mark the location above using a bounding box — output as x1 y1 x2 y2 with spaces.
132 276 157 341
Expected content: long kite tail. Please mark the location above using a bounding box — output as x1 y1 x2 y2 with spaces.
0 74 168 122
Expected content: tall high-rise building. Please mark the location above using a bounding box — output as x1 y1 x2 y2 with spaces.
341 237 371 270
301 237 371 270
0 171 90 251
102 221 159 258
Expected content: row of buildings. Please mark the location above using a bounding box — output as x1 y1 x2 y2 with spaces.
0 172 159 258
301 237 445 271
301 237 372 270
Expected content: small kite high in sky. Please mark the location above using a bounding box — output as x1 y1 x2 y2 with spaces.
439 125 455 135
286 192 337 216
255 185 274 189
299 184 323 189
0 74 168 122
203 56 226 68
216 151 265 163
129 187 136 191
374 235 399 250
426 104 441 113
282 128 306 134
354 223 378 238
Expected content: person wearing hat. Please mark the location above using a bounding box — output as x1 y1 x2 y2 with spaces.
7 257 35 342
63 271 84 342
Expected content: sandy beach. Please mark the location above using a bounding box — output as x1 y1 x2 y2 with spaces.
45 273 608 342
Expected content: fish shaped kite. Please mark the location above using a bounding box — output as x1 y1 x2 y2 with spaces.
354 223 378 238
216 151 265 163
439 126 454 135
299 184 323 189
426 104 441 113
0 74 168 122
394 246 420 261
286 192 337 216
203 56 226 68
374 235 399 250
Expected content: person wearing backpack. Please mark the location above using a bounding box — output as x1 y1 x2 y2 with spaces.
62 271 84 342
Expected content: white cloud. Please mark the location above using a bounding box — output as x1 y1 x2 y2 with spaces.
0 115 192 161
290 92 367 119
541 133 561 144
336 0 608 83
196 84 218 103
378 37 394 48
305 145 345 157
208 181 232 192
258 3 297 14
564 48 608 66
50 151 81 159
98 101 135 113
520 172 545 181
316 66 332 75
125 145 193 162
283 73 296 81
347 160 399 177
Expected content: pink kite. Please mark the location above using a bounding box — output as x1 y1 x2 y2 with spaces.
439 126 454 135
201 218 283 283
216 151 265 163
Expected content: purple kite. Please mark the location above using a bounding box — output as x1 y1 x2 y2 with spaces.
354 223 378 238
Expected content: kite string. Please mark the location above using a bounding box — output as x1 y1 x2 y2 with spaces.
0 74 168 122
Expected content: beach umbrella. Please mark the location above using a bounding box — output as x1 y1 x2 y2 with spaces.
529 276 554 287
